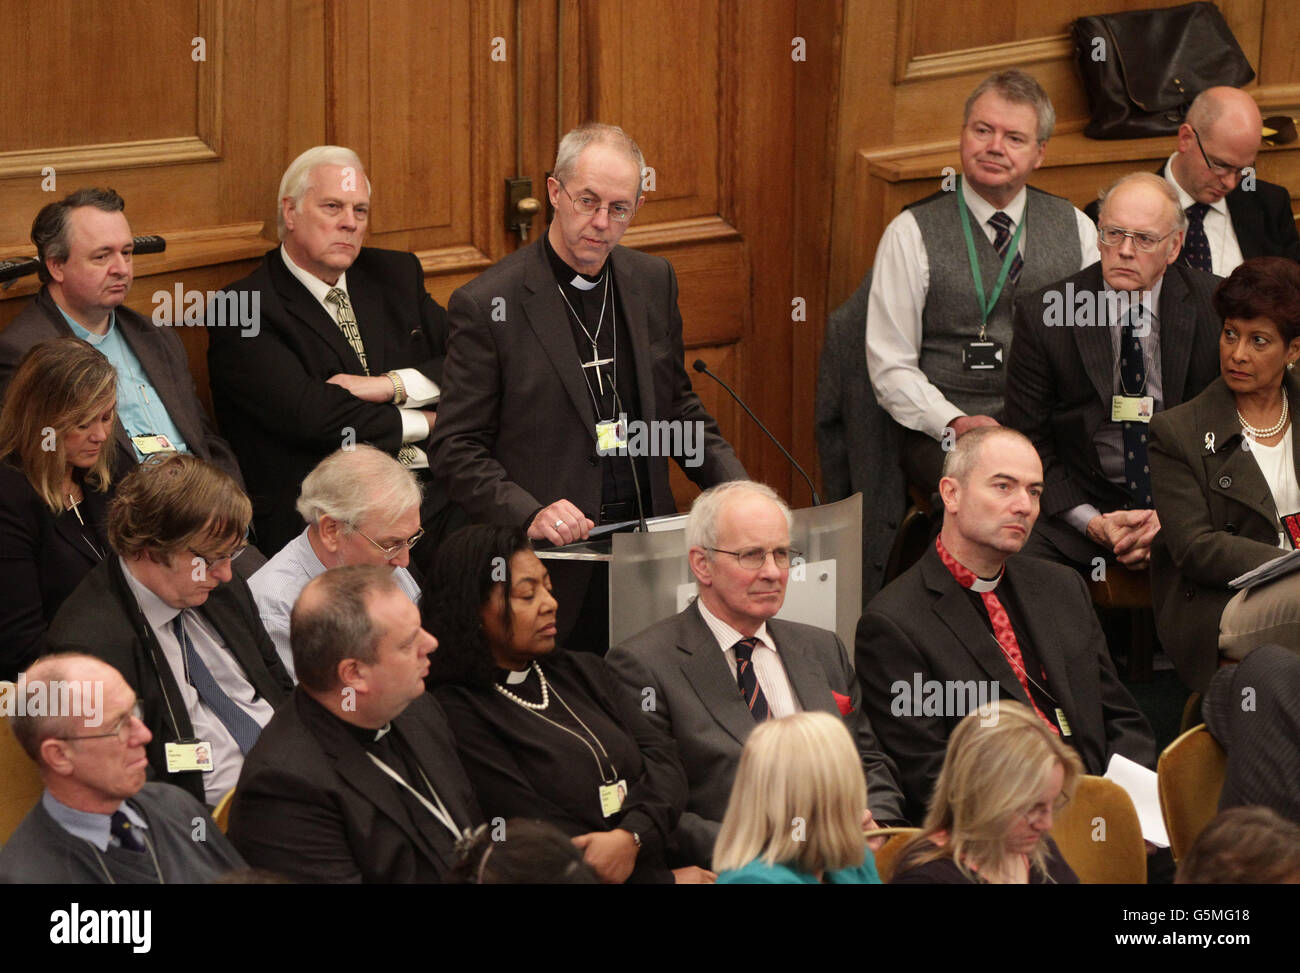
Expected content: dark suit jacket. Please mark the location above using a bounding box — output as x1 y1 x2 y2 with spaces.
0 463 110 679
44 557 293 803
857 546 1156 822
1148 374 1300 693
1084 171 1300 265
607 601 906 866
814 267 906 604
208 247 449 554
0 287 243 485
1005 261 1222 559
228 688 482 883
1202 644 1300 824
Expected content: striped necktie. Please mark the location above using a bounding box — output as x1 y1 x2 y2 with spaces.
733 637 770 722
987 211 1024 284
172 614 264 754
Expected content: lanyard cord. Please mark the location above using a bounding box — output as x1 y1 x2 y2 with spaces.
88 826 165 884
957 176 1025 340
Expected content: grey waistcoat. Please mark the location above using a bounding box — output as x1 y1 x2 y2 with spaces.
911 185 1081 418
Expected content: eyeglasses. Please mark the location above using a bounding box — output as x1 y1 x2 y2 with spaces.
707 547 802 570
57 702 145 742
1022 794 1070 826
555 178 636 223
1192 128 1250 179
1098 225 1178 252
189 544 247 571
354 525 425 559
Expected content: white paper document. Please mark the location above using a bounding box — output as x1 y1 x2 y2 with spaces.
1105 752 1170 848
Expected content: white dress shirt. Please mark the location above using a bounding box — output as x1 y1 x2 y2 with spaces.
1164 155 1244 276
280 246 438 466
695 597 801 718
1248 433 1300 548
867 178 1100 440
121 559 276 805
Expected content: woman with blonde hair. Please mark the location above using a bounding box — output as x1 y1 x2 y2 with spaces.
891 701 1082 884
0 337 116 677
715 712 880 884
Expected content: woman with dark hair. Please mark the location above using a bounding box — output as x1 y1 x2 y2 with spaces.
1150 256 1300 693
0 338 116 677
424 524 708 884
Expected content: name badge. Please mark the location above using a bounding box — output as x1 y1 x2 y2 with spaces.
598 779 628 818
131 434 176 455
1055 708 1073 738
595 418 628 453
165 740 214 773
1111 395 1153 423
961 340 1004 371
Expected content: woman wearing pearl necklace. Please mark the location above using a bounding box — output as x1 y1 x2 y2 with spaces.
423 524 714 884
1150 257 1300 695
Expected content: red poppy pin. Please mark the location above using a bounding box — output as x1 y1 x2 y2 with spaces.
831 691 854 716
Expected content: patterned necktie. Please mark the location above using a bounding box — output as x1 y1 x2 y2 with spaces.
1120 306 1153 506
1182 202 1213 272
987 211 1024 284
324 287 420 467
733 637 770 722
172 614 264 754
110 809 144 852
935 537 1058 734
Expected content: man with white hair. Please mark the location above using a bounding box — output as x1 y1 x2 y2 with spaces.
607 480 905 866
0 653 245 883
208 145 453 565
248 444 424 678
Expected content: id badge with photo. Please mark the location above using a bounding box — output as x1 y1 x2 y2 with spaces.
598 779 628 817
1111 395 1154 423
595 418 628 453
165 740 214 773
131 434 176 455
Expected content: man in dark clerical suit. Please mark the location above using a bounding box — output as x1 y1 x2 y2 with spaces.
45 454 292 807
856 427 1155 823
429 123 745 651
607 482 906 866
208 146 451 562
0 188 241 485
1006 172 1222 570
228 566 481 883
1084 87 1300 276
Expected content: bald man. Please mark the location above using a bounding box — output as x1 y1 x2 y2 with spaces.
1006 172 1222 571
1085 87 1300 275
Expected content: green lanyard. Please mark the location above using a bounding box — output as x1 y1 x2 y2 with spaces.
957 176 1025 340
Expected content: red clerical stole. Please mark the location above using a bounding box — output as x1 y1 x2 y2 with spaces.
934 536 1059 735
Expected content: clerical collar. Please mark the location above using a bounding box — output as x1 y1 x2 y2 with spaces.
970 573 1002 592
544 230 606 290
503 668 531 685
935 536 1004 592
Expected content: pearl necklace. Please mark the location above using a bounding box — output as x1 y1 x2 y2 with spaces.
492 662 549 710
1238 388 1289 440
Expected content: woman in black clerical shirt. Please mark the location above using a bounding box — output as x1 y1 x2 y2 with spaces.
424 525 709 884
0 339 116 678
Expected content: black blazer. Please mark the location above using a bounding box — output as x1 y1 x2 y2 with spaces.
1148 373 1300 693
1084 171 1300 265
44 557 293 803
0 287 244 486
0 463 109 679
1005 261 1222 524
208 247 449 555
228 688 483 883
857 545 1156 823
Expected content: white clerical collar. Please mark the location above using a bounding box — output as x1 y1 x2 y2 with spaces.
504 668 530 685
961 178 1027 228
969 571 1003 593
568 269 603 291
374 723 392 741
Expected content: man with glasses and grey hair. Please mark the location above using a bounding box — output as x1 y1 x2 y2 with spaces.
607 480 905 867
46 453 292 806
208 145 455 568
0 653 245 883
249 444 424 678
1084 87 1300 275
431 122 745 654
867 69 1100 498
1006 172 1222 572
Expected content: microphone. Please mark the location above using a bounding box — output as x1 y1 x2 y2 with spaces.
693 359 821 505
131 234 167 255
0 235 166 288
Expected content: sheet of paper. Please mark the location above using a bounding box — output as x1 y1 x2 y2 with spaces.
1105 752 1169 848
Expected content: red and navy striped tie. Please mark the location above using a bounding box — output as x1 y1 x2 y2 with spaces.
733 637 770 721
